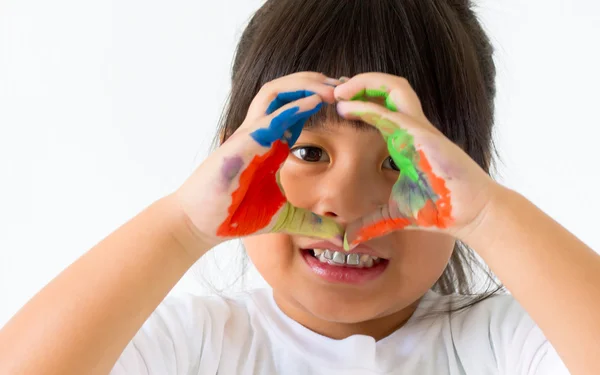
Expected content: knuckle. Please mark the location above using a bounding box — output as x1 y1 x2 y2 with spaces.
396 76 409 85
261 80 276 92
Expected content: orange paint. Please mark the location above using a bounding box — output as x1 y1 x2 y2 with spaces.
353 217 412 244
415 150 453 228
217 140 288 236
352 150 454 245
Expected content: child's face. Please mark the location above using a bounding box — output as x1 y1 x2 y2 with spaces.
243 120 455 327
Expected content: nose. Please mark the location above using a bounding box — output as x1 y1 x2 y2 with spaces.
311 161 389 225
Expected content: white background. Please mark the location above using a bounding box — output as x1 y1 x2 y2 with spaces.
1 0 599 327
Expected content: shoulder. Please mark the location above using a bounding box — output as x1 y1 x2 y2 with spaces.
111 289 267 375
421 291 569 374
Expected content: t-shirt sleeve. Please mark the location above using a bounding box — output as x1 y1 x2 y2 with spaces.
484 295 571 375
109 293 229 375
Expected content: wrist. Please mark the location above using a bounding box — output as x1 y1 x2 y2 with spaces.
157 194 216 261
456 182 515 252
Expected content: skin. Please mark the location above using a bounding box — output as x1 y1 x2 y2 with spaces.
244 122 455 338
0 72 598 375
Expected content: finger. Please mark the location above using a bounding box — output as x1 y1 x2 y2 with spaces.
246 94 324 149
271 203 344 246
343 204 414 249
247 74 338 120
337 100 426 201
336 99 428 139
334 73 426 119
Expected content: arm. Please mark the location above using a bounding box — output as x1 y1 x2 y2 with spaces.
0 73 343 375
462 184 600 375
332 73 599 374
0 195 209 375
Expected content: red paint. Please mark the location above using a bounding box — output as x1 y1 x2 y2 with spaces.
351 150 454 245
217 140 288 236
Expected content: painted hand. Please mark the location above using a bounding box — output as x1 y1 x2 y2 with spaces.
334 73 498 249
175 73 345 247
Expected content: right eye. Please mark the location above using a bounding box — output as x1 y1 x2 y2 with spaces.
290 146 330 163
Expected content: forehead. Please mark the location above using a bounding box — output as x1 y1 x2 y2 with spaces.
302 105 378 134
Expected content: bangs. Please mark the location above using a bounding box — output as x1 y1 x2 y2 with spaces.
225 0 495 174
233 0 441 130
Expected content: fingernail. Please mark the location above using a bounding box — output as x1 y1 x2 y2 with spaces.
324 77 342 87
339 76 350 83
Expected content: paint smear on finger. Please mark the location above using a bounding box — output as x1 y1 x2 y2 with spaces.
347 114 453 246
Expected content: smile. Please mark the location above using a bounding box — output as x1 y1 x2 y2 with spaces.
301 248 389 284
310 249 383 268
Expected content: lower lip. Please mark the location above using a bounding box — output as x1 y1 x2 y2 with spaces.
301 250 388 285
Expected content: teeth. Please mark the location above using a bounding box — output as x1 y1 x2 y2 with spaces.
332 251 345 264
312 249 382 268
346 253 360 265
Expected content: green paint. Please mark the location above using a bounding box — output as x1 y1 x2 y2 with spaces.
272 202 343 239
351 111 420 183
343 232 350 251
350 86 398 112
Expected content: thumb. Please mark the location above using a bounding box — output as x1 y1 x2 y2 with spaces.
343 204 414 250
271 203 344 246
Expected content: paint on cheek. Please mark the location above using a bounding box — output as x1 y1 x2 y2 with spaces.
216 140 289 236
220 156 244 189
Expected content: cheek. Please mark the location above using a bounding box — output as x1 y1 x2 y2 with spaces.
389 231 455 286
243 234 295 283
278 160 321 208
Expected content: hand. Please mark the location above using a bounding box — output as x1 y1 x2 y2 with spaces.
334 73 499 249
173 72 345 249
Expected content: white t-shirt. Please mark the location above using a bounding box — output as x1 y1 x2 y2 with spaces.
110 288 570 374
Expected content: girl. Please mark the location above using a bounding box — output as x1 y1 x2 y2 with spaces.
0 0 598 374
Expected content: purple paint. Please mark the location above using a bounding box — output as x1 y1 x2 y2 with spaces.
221 156 244 188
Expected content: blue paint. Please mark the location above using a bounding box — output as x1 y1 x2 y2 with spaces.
311 212 323 224
265 90 316 115
250 90 323 147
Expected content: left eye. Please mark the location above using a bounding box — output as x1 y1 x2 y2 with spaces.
290 146 330 162
382 156 400 171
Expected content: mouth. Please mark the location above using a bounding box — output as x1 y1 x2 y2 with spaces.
306 248 385 268
299 246 389 284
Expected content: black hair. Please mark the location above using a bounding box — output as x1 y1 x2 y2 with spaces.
213 0 504 311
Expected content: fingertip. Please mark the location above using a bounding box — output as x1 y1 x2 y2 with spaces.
324 77 342 88
333 84 347 100
335 101 362 119
343 234 351 251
